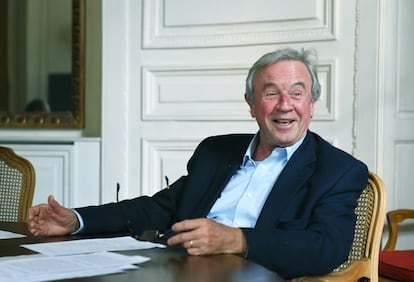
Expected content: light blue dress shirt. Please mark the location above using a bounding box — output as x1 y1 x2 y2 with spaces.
207 132 305 228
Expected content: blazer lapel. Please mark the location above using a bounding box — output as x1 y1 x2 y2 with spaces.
193 136 251 218
255 133 317 229
193 161 240 218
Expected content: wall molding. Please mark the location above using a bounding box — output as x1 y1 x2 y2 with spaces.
142 0 336 48
142 61 336 121
141 138 198 196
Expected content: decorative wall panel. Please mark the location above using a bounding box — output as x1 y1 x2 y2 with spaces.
394 141 414 249
142 62 335 121
142 0 335 48
4 144 71 207
141 139 199 196
315 61 336 120
396 0 414 117
394 142 414 208
2 139 101 208
142 66 248 120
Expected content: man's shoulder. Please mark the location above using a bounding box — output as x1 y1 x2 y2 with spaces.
307 131 367 167
202 133 254 146
303 132 368 189
196 134 253 156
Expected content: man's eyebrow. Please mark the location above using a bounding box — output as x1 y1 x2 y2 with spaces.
291 81 307 89
263 82 279 89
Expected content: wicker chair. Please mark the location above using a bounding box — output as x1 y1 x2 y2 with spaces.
0 146 36 222
291 171 387 282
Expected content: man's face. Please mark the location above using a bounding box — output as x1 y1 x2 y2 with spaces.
246 60 314 150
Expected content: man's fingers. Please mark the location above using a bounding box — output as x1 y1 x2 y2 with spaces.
167 229 191 245
47 195 68 220
48 195 60 210
172 219 196 232
171 218 208 233
167 219 210 247
27 207 37 221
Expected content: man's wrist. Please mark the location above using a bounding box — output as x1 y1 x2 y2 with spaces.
236 228 248 257
71 209 84 234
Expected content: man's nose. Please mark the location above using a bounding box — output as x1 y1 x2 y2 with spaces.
277 93 292 111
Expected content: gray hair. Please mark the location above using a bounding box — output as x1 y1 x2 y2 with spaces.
245 47 321 103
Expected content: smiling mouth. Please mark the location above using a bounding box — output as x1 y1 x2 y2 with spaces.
274 119 294 125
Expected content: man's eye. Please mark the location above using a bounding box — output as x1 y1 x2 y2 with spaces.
291 92 302 98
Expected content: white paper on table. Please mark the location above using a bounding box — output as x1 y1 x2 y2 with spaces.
0 229 26 240
0 251 150 282
21 235 165 256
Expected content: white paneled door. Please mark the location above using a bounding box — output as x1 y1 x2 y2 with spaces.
101 0 358 201
378 0 414 249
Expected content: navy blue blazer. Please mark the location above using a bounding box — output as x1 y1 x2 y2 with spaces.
77 131 368 279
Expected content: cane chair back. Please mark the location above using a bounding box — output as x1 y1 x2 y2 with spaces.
292 171 387 282
0 146 35 222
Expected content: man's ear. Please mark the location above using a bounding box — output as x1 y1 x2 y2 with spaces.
245 94 255 118
310 101 315 119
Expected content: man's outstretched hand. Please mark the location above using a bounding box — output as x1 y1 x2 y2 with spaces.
27 195 79 236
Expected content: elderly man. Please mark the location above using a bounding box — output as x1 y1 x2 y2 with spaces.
27 47 367 279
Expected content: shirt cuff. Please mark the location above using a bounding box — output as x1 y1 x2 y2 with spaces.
71 209 84 234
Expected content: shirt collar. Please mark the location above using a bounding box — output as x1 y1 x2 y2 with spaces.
243 131 307 164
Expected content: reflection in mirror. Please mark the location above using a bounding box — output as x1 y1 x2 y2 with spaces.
0 0 84 128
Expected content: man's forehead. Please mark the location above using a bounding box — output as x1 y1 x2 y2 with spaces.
255 61 312 85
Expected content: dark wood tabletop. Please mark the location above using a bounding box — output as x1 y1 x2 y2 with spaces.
0 222 286 282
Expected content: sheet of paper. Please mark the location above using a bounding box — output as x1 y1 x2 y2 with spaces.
0 251 150 282
21 235 165 256
0 229 26 239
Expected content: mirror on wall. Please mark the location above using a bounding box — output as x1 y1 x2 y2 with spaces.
0 0 84 128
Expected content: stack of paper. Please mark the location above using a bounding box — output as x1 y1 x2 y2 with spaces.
0 230 26 239
0 236 165 282
21 236 165 256
0 251 148 282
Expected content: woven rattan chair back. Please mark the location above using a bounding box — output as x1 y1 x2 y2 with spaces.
291 171 387 282
0 146 35 222
335 176 377 270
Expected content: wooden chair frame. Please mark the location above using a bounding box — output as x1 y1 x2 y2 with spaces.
292 171 387 282
0 146 35 222
378 209 414 281
382 209 414 251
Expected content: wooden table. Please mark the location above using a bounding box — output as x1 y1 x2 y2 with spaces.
0 222 286 282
